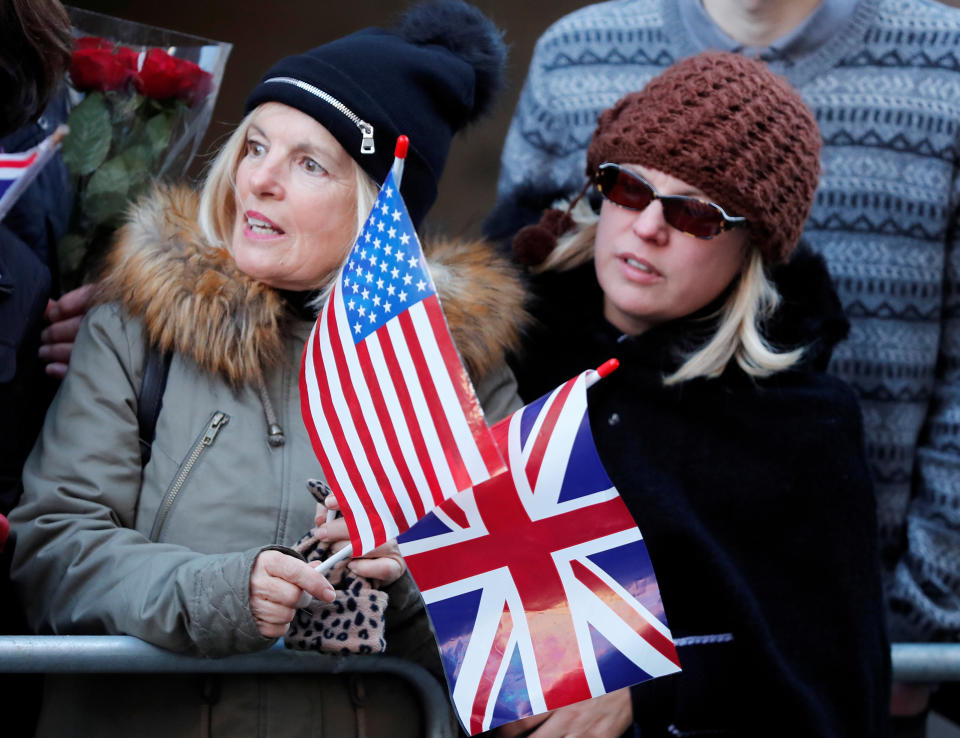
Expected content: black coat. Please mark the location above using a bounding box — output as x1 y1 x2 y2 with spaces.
0 89 72 515
509 249 890 737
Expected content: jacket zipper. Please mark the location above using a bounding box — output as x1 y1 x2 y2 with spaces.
263 76 375 154
150 411 229 541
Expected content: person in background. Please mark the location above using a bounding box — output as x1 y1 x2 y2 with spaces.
487 1 960 732
9 1 525 735
0 0 96 513
0 0 74 517
498 50 889 738
0 3 79 734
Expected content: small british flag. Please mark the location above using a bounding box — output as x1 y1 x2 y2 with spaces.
0 126 67 222
399 368 681 735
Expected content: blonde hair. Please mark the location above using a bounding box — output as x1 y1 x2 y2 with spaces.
538 201 804 384
197 106 380 293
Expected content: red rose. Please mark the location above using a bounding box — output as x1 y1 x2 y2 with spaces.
134 49 213 106
74 36 114 51
177 58 214 106
69 46 137 92
134 49 182 100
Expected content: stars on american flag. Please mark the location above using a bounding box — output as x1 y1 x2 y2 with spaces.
341 181 432 341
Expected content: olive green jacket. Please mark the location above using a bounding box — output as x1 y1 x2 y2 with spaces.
9 185 526 737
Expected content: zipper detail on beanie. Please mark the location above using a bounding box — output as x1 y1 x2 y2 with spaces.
263 76 375 154
149 411 229 541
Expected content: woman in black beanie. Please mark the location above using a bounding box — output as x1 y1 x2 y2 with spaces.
9 2 525 735
499 52 890 738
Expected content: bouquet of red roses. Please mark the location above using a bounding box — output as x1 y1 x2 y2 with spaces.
59 8 231 289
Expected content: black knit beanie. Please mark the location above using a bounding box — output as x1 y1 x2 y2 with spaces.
244 0 505 228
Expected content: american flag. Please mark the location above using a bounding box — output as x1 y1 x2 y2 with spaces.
300 169 504 555
0 126 66 222
399 370 681 735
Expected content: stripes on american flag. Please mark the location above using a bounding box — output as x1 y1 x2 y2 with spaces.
300 169 504 555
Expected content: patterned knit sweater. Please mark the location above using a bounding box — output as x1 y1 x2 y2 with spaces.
490 0 960 643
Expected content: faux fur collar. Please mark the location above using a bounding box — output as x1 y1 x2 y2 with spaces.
97 185 527 387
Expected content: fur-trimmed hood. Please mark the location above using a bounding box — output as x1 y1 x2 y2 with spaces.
97 185 527 387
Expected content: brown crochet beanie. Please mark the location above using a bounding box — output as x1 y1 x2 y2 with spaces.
587 51 821 264
515 51 821 266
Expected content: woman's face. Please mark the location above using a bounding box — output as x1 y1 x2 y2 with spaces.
594 164 748 335
232 103 358 291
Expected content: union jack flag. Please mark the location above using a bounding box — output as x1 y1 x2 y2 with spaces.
300 168 504 556
0 126 66 222
399 370 681 735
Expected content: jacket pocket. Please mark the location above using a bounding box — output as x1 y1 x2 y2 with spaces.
149 411 229 541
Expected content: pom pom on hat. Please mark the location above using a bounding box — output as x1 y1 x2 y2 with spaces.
394 0 506 122
244 0 506 227
513 208 575 266
512 180 590 266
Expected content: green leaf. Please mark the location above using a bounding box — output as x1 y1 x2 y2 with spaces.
83 156 132 224
120 144 151 178
62 93 112 176
120 144 153 199
107 90 145 122
144 112 174 159
57 233 89 277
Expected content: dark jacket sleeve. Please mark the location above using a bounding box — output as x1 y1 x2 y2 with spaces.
0 224 51 514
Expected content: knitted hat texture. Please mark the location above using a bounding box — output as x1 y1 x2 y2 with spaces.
244 0 506 228
586 52 821 264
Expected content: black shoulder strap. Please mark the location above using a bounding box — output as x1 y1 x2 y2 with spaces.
137 343 172 467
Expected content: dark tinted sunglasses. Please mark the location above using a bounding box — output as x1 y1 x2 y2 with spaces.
593 162 747 239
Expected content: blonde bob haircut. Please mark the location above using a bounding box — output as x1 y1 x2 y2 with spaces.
537 200 804 385
198 105 380 292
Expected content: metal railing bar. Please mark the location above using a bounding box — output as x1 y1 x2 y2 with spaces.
891 643 960 683
0 636 455 738
3 637 960 732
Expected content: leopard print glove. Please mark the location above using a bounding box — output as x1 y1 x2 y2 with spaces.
284 480 388 654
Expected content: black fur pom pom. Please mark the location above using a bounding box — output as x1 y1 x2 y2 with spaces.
394 0 507 121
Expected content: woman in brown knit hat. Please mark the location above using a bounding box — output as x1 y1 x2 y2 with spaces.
501 52 890 738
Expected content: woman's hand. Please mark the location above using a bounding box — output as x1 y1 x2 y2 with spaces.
38 283 96 378
249 550 335 638
316 493 406 585
493 688 633 737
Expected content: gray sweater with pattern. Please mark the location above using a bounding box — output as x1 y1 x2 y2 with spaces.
490 0 960 643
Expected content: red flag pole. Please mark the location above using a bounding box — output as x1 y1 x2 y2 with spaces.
586 358 619 388
391 135 408 188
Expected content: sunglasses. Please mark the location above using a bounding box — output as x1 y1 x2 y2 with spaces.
593 162 747 239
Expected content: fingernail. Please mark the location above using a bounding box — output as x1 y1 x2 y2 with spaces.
316 525 327 539
38 346 50 359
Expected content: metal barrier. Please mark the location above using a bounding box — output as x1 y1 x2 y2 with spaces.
892 643 960 683
0 635 455 738
2 636 960 730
